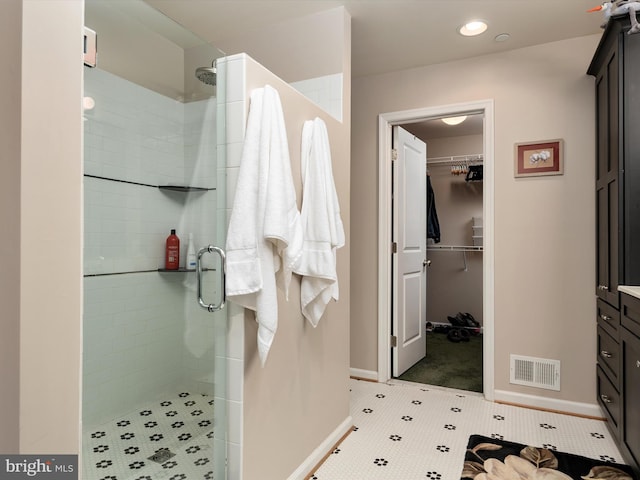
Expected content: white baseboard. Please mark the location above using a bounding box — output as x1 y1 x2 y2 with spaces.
350 368 378 381
287 415 353 480
494 389 604 418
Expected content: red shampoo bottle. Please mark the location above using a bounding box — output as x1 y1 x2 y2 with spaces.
165 229 180 270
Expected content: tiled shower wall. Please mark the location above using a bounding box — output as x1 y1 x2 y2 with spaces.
83 68 224 426
291 73 343 122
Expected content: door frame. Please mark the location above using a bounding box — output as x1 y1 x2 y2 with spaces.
377 99 495 401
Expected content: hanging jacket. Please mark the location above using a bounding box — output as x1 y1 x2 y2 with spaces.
427 175 441 243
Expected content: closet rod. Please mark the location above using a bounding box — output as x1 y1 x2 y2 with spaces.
427 154 483 165
427 245 483 252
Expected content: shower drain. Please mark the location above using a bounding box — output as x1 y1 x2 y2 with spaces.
148 449 176 464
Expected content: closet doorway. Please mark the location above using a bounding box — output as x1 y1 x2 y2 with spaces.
398 114 483 392
377 101 495 400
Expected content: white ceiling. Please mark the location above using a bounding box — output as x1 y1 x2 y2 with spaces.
146 0 606 79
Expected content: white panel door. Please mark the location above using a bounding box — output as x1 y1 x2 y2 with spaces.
392 126 427 377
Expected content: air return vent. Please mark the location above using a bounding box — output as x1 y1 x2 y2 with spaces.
510 355 560 391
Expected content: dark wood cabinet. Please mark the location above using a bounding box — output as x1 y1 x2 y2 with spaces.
590 16 640 300
592 22 620 308
589 14 640 473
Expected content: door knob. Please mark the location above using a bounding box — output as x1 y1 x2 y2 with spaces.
423 259 431 267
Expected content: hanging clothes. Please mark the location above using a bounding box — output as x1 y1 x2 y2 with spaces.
427 175 441 243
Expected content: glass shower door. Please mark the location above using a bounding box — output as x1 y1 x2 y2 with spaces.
82 1 228 478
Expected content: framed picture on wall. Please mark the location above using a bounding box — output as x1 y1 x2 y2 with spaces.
514 139 564 178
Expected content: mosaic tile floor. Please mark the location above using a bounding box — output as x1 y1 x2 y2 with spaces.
83 392 215 480
311 379 627 479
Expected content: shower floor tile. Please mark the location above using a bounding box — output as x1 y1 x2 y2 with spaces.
83 392 215 480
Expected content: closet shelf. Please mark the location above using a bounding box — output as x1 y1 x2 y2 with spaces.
427 245 482 272
427 154 483 165
427 245 483 252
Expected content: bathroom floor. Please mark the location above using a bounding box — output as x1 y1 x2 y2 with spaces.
311 378 626 479
82 392 215 480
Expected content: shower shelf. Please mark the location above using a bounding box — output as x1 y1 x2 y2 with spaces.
158 185 213 192
84 175 215 192
158 268 213 273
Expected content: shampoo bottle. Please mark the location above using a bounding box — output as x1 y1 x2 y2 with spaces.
186 233 197 270
165 229 180 270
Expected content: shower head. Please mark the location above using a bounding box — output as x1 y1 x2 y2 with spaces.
195 62 216 86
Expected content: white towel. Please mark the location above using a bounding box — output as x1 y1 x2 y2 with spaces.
225 85 302 366
294 117 345 327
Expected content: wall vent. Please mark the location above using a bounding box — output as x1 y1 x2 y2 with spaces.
509 355 560 391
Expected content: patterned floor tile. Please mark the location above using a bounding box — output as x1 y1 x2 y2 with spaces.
311 379 625 480
83 392 215 480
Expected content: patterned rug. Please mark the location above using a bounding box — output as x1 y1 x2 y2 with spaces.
462 434 637 480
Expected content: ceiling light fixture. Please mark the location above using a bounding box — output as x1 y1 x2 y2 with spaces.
442 115 467 126
458 20 488 37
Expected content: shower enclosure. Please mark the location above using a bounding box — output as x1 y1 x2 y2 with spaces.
82 2 228 478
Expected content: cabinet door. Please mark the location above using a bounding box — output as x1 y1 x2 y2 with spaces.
623 32 640 286
595 44 620 308
622 327 640 467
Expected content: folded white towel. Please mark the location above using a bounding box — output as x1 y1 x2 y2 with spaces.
225 85 302 365
294 117 345 327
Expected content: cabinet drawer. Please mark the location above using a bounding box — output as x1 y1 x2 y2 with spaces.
622 293 640 338
597 364 621 434
598 325 620 384
621 327 640 468
598 298 620 337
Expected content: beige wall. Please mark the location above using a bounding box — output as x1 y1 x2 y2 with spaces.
0 0 22 454
19 0 83 453
216 7 345 83
241 16 351 478
146 1 345 85
0 0 84 454
351 35 600 404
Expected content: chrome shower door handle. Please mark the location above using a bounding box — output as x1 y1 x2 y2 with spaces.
197 245 226 312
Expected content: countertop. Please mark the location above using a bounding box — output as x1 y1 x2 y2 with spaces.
618 285 640 300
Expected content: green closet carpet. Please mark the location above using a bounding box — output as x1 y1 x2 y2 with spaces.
398 331 483 392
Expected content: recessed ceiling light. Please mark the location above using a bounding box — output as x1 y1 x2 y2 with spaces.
442 116 467 126
458 20 488 37
494 33 510 42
